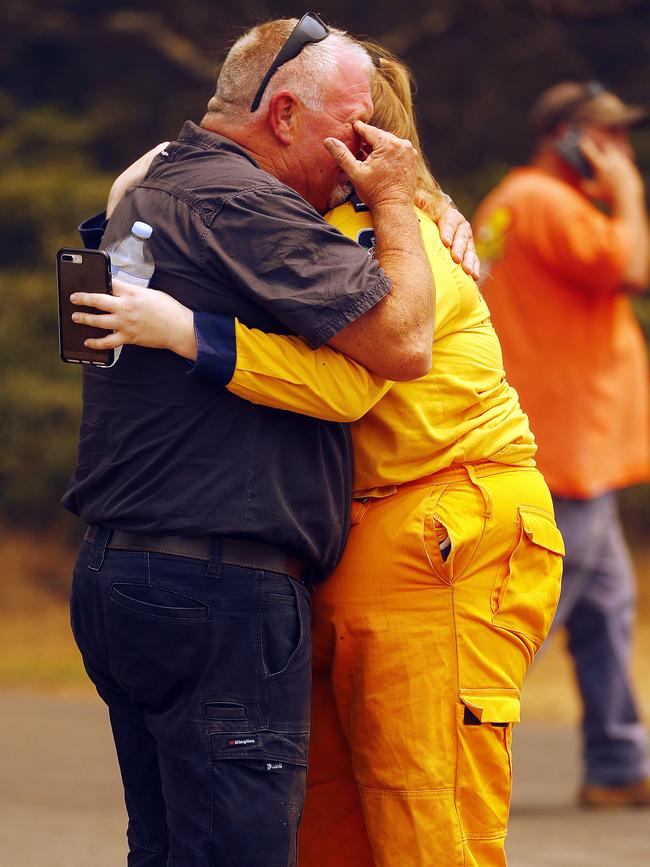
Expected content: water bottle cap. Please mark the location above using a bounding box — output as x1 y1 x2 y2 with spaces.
131 221 153 240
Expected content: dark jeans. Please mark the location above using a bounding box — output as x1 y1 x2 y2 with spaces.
70 529 312 866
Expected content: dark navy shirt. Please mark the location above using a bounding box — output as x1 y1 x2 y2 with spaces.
63 121 391 578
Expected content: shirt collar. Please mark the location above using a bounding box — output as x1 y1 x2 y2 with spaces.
176 120 260 168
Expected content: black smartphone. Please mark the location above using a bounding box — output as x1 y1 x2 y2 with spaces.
56 248 115 366
554 129 594 179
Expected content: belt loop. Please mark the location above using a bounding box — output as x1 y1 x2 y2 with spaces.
466 464 493 519
206 537 223 579
88 525 111 572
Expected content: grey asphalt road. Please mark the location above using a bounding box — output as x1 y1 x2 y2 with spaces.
0 691 648 866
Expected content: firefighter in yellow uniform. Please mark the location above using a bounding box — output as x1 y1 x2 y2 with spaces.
203 188 564 867
78 47 564 867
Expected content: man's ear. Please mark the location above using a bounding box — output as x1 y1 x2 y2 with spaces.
267 91 300 145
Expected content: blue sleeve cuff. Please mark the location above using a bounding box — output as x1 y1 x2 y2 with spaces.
189 312 237 386
79 211 108 250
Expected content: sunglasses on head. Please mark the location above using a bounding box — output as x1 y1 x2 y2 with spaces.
250 12 329 113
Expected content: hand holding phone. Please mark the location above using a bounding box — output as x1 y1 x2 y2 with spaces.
69 277 197 361
56 248 117 366
553 129 594 179
578 135 644 203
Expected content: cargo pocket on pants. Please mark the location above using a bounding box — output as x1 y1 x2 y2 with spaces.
456 690 520 840
209 730 308 867
492 507 564 652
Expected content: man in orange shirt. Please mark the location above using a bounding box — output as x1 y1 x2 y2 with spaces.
474 82 650 807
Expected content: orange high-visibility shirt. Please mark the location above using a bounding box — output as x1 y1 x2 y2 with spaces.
473 166 650 498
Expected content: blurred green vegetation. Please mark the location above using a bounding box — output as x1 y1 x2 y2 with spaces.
0 102 115 525
1 0 649 536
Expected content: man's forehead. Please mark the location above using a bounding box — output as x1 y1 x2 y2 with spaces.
325 48 374 111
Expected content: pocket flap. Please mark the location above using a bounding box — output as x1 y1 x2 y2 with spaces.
459 690 521 724
210 729 309 765
519 509 565 556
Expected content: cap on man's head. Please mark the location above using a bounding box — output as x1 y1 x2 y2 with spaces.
529 81 648 136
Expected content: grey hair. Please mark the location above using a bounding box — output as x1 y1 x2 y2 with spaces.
203 19 373 124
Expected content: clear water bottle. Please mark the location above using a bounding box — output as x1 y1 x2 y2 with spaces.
105 221 155 286
102 221 154 365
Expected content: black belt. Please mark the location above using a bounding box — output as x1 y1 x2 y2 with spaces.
84 526 312 584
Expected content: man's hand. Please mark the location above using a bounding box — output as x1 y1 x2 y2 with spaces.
324 120 417 210
70 279 197 360
434 201 480 281
107 142 170 218
579 137 644 204
579 135 649 292
323 119 434 380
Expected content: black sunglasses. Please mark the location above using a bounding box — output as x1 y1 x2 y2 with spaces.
250 12 329 113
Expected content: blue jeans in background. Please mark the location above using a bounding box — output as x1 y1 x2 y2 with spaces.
551 492 649 786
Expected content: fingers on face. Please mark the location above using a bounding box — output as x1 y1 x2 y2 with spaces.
323 137 354 167
352 119 376 144
353 121 414 156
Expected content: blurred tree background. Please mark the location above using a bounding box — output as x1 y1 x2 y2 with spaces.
2 0 650 538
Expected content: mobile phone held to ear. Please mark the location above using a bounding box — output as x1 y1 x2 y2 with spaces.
554 129 594 179
56 248 117 366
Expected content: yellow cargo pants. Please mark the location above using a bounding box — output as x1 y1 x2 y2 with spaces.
299 463 564 867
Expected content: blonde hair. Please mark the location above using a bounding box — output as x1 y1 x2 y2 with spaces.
204 19 373 124
363 41 444 217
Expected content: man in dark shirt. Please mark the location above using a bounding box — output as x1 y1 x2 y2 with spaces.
65 16 442 867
